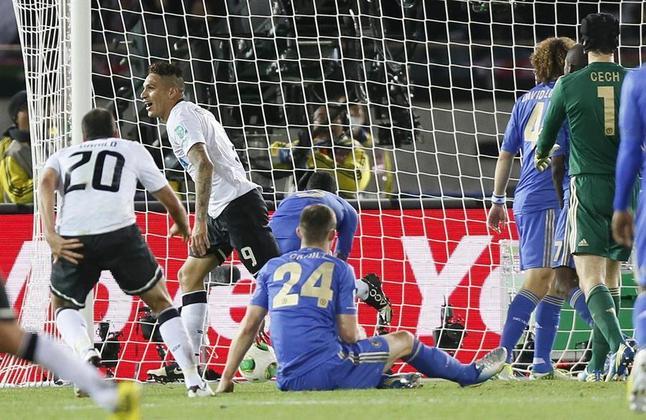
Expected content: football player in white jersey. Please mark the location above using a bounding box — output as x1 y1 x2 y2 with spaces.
39 108 213 398
141 62 280 364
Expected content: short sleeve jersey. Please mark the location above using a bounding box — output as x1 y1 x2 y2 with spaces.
250 247 357 378
269 190 358 257
166 101 258 218
44 138 168 235
500 81 566 214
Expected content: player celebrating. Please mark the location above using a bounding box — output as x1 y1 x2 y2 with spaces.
0 279 139 419
612 64 646 410
217 204 507 392
39 108 213 397
535 13 633 381
488 36 574 379
142 62 280 363
270 172 391 329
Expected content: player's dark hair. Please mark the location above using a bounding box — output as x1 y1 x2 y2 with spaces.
564 44 588 75
299 204 336 243
531 37 575 83
148 62 185 90
580 13 619 54
82 108 116 140
306 172 336 193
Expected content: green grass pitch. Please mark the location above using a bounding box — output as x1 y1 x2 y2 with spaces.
0 380 630 419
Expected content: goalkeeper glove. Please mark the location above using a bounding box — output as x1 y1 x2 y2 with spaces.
534 144 560 172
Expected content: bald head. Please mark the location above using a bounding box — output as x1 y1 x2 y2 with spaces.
565 44 588 75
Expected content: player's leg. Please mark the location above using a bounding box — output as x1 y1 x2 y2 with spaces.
499 209 556 373
137 277 212 396
49 243 102 365
604 257 634 381
0 282 138 416
383 331 506 386
108 225 212 397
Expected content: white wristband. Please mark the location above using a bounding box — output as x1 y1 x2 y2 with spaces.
491 194 506 205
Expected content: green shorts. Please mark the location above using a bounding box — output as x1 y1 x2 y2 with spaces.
567 174 632 261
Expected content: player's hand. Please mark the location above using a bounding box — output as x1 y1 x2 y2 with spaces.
487 204 508 233
190 219 210 256
44 233 84 265
215 378 234 393
534 144 560 172
612 210 634 247
169 222 190 242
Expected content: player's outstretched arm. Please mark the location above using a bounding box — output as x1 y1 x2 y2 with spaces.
151 185 190 241
216 304 267 393
551 155 566 207
337 314 360 344
38 167 83 264
186 143 213 256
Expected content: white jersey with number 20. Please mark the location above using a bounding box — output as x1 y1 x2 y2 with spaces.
44 138 168 236
166 101 257 218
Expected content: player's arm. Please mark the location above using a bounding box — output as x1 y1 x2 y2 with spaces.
217 267 270 393
152 186 190 241
135 144 192 241
488 103 519 233
217 304 268 393
335 199 358 261
38 167 83 264
186 143 214 256
535 80 567 167
336 264 360 343
612 71 642 247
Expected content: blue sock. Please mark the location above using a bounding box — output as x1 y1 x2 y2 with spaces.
568 287 593 327
404 339 477 386
532 295 564 374
500 289 540 363
634 292 646 348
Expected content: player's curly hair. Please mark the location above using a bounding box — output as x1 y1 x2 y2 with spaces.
531 37 575 83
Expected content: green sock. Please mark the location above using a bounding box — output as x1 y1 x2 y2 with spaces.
586 284 623 353
588 328 610 371
609 287 621 314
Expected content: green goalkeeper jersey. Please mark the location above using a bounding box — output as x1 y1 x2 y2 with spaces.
536 61 628 176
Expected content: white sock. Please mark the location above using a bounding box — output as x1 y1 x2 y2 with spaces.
158 307 203 388
56 308 94 356
355 279 369 301
22 333 117 411
181 291 208 362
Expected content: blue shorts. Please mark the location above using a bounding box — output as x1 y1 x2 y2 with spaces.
276 336 390 391
551 194 575 269
635 201 646 287
276 237 301 255
514 208 557 271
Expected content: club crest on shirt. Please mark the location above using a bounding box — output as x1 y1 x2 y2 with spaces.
175 124 188 140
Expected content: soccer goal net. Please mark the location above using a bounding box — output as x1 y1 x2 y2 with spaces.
2 0 642 385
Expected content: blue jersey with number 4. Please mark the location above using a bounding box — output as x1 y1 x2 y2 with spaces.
250 247 357 379
501 81 567 214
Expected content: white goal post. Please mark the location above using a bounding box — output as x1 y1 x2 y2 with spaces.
2 0 642 385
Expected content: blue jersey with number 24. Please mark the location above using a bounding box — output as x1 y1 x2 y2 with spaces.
251 247 357 379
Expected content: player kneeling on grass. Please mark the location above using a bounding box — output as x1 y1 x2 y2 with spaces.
39 108 213 398
0 279 139 419
269 171 392 331
217 204 507 392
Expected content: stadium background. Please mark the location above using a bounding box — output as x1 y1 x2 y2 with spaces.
0 0 641 381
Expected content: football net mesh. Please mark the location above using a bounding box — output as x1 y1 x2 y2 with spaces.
2 0 642 385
